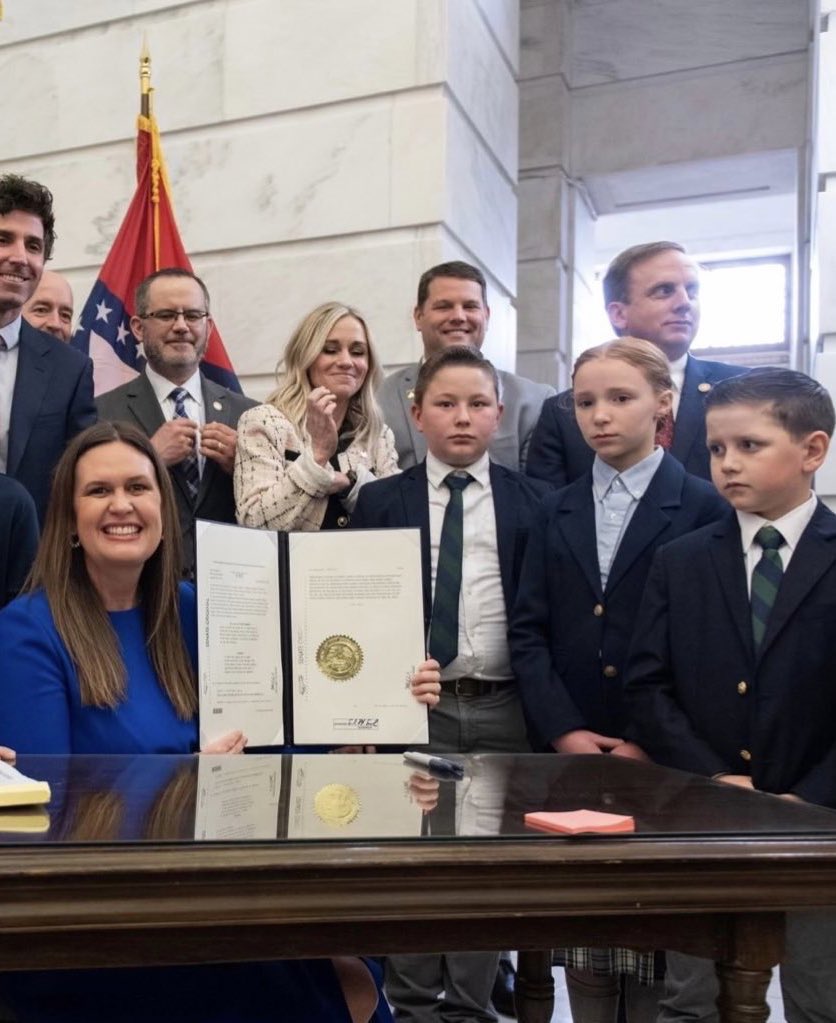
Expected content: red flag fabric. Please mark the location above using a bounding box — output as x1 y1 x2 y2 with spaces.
72 113 241 395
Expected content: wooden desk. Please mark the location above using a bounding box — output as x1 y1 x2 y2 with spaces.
1 753 835 1023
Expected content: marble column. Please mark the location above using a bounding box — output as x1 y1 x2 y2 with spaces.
518 0 812 391
810 1 836 500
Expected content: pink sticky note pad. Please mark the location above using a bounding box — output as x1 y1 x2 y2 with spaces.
524 809 635 835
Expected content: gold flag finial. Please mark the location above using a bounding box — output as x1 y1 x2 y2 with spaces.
139 36 152 117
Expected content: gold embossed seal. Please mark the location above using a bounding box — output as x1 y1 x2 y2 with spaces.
316 634 363 681
314 783 361 827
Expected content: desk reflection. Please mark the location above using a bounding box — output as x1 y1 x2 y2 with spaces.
2 753 834 846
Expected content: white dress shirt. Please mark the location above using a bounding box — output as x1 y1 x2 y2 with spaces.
426 450 511 681
669 353 688 419
737 492 817 595
145 365 206 474
0 315 22 473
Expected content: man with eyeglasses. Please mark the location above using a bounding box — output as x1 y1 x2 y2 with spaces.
96 268 257 576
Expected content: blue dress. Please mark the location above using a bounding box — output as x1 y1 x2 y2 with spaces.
0 584 392 1023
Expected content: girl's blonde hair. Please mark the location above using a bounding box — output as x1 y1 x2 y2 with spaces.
572 336 674 396
268 302 384 448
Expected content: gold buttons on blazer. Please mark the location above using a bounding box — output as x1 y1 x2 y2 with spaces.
737 681 748 695
593 603 604 617
698 382 712 394
740 749 752 762
602 665 618 678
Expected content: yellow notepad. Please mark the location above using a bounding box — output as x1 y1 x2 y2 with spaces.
0 762 51 808
0 807 50 833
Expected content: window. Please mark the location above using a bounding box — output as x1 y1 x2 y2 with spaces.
690 255 790 360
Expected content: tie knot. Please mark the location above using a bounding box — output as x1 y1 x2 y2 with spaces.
444 473 473 494
170 387 189 403
755 525 784 551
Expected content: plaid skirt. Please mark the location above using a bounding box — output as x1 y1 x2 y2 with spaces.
555 947 663 986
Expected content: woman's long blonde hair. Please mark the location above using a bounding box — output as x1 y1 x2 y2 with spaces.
268 302 385 448
27 421 197 719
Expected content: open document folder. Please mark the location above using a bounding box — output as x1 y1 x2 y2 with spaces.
196 520 429 748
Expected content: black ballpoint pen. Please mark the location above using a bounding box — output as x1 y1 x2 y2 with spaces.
403 750 464 777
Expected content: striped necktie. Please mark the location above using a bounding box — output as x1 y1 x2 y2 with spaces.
169 387 200 504
751 525 784 650
428 473 473 668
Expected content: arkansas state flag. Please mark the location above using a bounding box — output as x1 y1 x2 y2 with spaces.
72 111 241 396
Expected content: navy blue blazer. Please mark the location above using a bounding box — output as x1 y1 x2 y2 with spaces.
351 460 550 634
509 454 726 749
624 503 836 808
8 321 96 523
0 474 38 608
525 355 746 488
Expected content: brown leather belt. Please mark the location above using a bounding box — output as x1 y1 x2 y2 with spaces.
439 677 514 698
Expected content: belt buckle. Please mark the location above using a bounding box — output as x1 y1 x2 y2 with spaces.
454 677 478 697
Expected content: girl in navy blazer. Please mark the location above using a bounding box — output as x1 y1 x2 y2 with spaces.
509 337 726 1023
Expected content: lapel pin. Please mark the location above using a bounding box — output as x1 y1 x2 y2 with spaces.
406 389 415 402
698 382 711 393
213 400 223 410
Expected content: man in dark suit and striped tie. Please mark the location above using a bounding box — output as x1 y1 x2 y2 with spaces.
96 269 257 576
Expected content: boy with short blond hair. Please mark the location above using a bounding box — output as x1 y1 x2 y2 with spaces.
625 367 836 1021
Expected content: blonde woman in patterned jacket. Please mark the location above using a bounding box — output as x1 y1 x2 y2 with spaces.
235 302 399 531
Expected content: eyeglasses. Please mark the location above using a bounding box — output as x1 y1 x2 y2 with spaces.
139 309 210 324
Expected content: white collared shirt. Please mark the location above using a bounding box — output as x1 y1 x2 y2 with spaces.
737 492 817 595
669 353 688 419
145 365 205 474
0 315 23 472
426 450 511 681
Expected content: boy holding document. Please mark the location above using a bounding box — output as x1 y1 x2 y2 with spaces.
353 345 549 1022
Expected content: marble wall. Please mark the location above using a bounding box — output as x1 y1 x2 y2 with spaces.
0 0 519 398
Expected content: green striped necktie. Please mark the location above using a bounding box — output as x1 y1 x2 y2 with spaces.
751 525 784 651
428 473 473 668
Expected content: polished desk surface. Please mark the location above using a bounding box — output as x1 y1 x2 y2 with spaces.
0 753 835 1023
2 751 835 845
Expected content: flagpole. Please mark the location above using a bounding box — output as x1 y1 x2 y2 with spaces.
139 37 152 119
139 39 162 268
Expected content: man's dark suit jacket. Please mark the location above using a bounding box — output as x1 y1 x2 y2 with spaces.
509 454 726 749
0 474 38 608
96 370 258 576
526 355 746 488
351 460 550 635
8 320 96 523
624 503 836 808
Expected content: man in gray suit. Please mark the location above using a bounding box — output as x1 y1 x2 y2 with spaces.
96 268 257 577
378 261 555 472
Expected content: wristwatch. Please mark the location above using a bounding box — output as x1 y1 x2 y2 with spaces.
336 470 357 500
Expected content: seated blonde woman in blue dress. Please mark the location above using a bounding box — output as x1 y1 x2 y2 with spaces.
0 420 384 1023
